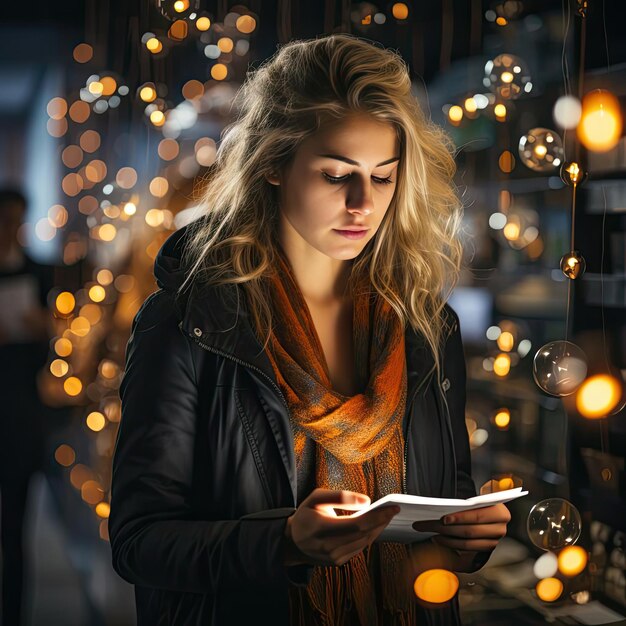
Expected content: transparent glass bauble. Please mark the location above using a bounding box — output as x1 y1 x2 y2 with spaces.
527 498 582 550
533 340 588 396
484 54 532 99
519 128 564 172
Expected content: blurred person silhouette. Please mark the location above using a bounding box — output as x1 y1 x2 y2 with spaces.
0 188 54 626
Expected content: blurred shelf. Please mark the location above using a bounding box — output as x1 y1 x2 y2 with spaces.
582 273 626 308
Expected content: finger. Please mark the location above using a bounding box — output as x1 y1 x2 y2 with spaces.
432 535 500 551
441 505 511 526
425 523 508 540
316 506 399 538
306 489 370 509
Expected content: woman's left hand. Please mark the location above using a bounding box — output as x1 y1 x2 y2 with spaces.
412 503 511 552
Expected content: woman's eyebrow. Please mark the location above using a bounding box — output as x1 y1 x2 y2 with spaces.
316 154 400 167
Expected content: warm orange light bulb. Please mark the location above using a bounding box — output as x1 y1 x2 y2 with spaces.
558 546 588 577
577 89 623 152
576 374 622 418
536 577 563 602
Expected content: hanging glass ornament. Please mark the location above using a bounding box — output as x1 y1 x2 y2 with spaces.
560 161 588 187
527 498 582 550
533 340 588 396
484 54 532 99
519 128 564 172
560 251 586 279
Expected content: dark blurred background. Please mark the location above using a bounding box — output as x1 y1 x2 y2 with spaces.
0 1 625 624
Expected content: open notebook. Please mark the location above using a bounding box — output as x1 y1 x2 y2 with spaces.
327 487 529 544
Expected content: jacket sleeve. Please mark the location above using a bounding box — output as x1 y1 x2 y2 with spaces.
109 288 312 593
442 305 476 500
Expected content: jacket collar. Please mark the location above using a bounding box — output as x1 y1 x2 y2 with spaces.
155 223 438 398
179 279 437 401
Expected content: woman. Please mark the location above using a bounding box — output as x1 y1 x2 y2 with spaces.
109 34 511 625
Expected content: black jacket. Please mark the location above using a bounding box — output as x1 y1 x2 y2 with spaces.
109 222 478 625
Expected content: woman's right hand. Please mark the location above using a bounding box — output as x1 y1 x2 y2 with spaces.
283 488 401 567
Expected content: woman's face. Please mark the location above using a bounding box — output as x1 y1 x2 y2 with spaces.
270 113 401 261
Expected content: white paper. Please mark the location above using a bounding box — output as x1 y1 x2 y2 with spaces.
0 274 40 342
332 487 529 544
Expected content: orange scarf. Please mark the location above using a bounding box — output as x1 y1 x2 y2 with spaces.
264 246 418 625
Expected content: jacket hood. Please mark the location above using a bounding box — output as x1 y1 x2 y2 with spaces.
154 221 194 295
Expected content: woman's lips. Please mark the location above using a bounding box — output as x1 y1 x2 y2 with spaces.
333 229 369 239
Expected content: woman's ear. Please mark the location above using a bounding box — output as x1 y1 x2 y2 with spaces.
266 171 281 186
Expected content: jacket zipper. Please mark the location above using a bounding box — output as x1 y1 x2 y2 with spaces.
437 375 458 497
180 322 290 411
402 363 436 494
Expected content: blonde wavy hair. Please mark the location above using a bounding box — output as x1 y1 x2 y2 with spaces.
179 33 463 374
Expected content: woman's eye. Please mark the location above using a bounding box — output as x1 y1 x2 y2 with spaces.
322 172 394 185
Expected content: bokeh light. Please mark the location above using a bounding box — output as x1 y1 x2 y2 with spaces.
47 97 68 120
577 89 623 152
64 376 83 396
236 15 256 33
493 408 511 429
54 444 76 467
413 569 459 603
448 105 463 123
150 110 166 126
139 83 157 102
392 3 409 20
518 128 564 172
50 359 69 377
69 100 90 123
146 37 163 53
210 63 228 80
54 338 73 357
73 43 93 63
484 54 532 99
95 502 111 518
116 166 138 189
96 269 114 285
196 16 211 30
533 552 558 579
70 316 91 337
56 292 76 315
553 95 582 129
493 353 511 377
558 545 588 577
89 285 106 302
86 411 106 432
149 176 169 197
81 480 104 504
79 130 101 153
158 138 179 160
575 374 622 418
536 577 563 602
